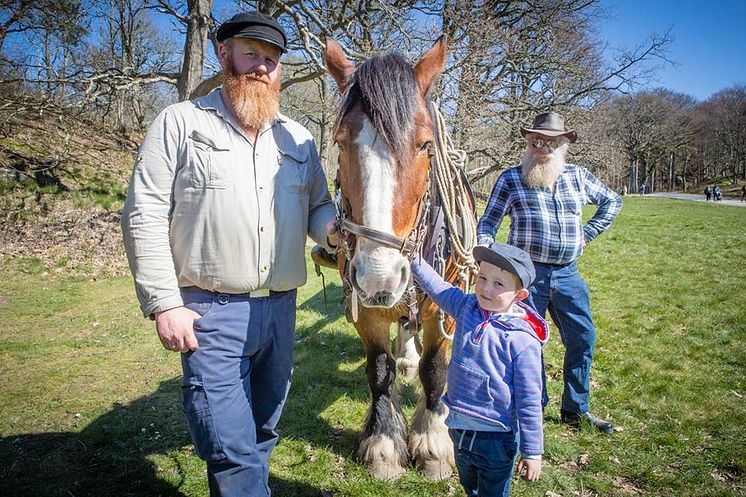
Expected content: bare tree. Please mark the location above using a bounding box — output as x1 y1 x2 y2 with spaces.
697 86 746 184
602 89 699 192
436 0 672 191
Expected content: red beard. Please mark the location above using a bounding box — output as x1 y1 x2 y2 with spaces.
223 53 281 131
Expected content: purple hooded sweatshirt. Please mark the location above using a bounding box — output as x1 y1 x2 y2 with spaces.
412 257 549 457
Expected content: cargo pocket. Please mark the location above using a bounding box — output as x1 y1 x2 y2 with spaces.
181 376 226 461
449 361 493 407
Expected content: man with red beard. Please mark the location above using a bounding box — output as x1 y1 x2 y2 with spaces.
477 112 622 433
121 12 338 497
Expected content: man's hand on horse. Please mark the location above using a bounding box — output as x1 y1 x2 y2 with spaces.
154 306 200 352
326 219 340 249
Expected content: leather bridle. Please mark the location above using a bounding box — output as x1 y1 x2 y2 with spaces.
332 148 433 264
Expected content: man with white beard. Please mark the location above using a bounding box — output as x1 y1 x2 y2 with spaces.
477 112 622 433
121 12 338 496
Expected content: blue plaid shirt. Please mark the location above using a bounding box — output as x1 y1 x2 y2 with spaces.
477 164 622 265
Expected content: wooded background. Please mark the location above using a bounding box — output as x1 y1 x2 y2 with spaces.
2 0 745 195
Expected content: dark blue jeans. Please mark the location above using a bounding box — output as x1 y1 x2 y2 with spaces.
180 287 297 497
449 429 518 497
524 261 595 413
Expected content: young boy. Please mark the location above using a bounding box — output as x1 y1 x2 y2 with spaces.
411 242 549 497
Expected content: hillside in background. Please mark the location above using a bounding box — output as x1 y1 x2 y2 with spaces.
0 94 139 277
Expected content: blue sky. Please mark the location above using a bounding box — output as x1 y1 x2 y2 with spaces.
599 0 746 101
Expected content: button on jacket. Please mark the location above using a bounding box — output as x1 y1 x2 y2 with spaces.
121 88 335 317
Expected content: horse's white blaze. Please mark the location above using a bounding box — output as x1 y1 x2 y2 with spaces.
352 117 410 303
356 118 395 232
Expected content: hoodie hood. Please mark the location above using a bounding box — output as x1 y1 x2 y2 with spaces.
516 300 549 345
475 300 549 348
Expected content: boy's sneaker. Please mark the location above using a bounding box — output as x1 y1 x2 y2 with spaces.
560 410 614 433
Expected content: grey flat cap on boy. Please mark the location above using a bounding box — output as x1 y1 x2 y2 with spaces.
473 242 536 289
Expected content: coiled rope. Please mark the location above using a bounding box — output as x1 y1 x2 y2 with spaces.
430 100 479 287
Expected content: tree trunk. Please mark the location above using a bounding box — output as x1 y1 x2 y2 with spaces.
318 77 330 172
177 0 213 102
668 151 675 191
732 145 738 184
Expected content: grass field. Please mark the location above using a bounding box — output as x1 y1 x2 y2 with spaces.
1 196 745 496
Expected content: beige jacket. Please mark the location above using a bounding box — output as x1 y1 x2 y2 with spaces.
121 89 335 317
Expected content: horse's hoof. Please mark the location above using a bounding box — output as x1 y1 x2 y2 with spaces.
366 461 406 481
418 459 453 481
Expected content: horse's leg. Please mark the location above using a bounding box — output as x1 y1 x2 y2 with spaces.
394 319 422 382
408 310 454 481
355 309 408 480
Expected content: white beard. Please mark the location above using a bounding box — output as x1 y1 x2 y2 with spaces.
521 144 568 189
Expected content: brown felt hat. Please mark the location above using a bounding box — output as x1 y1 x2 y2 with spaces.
520 112 577 143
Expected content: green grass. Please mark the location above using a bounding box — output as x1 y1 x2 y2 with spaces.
1 196 745 496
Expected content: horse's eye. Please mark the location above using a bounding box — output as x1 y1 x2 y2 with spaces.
419 141 432 152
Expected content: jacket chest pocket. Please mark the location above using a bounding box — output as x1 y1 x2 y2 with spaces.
276 147 309 195
187 130 231 190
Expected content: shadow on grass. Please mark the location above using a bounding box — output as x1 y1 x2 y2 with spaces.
285 281 423 463
0 281 405 496
0 376 326 497
288 281 368 458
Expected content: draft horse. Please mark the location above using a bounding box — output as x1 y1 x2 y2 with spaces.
322 37 473 481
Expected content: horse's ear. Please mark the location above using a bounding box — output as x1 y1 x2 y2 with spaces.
413 35 447 97
324 38 355 92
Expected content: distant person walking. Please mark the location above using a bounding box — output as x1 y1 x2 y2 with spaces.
741 185 746 202
639 184 646 195
704 186 712 202
714 185 722 201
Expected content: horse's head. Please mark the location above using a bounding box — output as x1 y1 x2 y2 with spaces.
324 37 447 309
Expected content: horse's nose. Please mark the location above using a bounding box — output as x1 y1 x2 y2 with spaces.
350 249 410 308
370 291 396 307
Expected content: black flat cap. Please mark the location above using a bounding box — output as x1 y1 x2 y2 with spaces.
216 12 287 53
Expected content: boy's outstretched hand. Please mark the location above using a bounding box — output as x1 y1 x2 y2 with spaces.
517 457 542 482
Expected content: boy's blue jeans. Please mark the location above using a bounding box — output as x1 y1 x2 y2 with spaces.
524 261 595 414
449 428 518 497
180 287 297 497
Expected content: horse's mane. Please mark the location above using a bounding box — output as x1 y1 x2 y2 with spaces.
335 52 419 166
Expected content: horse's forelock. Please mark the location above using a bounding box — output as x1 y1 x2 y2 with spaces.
335 53 419 166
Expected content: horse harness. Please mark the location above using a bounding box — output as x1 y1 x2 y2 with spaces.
327 102 476 338
332 146 434 332
333 146 468 335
